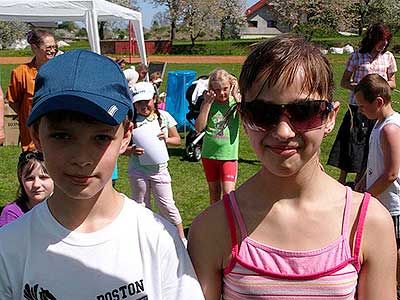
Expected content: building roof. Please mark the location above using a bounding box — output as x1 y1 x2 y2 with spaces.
245 0 271 17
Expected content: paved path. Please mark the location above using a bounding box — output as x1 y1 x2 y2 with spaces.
0 55 246 64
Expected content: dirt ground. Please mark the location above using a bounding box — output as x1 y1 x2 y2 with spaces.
0 55 246 64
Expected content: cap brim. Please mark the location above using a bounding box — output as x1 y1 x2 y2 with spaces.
27 91 130 126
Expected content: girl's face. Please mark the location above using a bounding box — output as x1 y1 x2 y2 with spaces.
32 36 57 63
210 80 231 103
134 99 155 117
22 162 54 208
244 74 337 177
373 39 388 53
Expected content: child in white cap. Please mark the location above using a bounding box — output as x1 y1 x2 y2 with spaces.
126 82 186 243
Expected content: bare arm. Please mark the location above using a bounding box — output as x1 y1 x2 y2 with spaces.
340 70 357 91
165 125 181 146
195 91 214 132
357 197 397 299
188 206 229 300
387 72 396 89
367 124 400 197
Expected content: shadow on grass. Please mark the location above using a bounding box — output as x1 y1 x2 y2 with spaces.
238 157 259 165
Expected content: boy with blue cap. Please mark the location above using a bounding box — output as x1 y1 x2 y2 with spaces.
0 50 204 300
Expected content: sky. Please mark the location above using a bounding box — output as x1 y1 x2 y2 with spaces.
137 0 259 28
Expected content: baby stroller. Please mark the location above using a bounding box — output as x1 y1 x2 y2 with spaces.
183 76 208 162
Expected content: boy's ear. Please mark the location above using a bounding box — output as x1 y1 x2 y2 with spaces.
119 122 133 154
376 96 385 107
29 125 43 152
324 101 340 136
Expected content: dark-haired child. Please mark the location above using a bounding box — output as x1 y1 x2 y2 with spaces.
0 150 53 227
188 35 396 299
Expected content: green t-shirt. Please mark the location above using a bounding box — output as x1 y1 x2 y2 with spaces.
201 97 239 160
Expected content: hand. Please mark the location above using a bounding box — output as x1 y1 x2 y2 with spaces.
158 130 167 143
203 89 216 105
231 79 241 103
124 145 144 156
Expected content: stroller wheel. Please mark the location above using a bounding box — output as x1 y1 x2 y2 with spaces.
185 143 202 162
193 145 202 161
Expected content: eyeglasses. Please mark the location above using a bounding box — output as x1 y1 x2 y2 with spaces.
40 45 58 52
241 100 333 132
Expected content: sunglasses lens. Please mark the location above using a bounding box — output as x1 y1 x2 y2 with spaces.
288 101 328 131
242 100 330 132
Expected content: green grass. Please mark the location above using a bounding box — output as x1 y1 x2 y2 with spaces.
1 58 400 228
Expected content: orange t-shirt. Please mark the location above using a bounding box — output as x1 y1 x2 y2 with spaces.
6 59 37 151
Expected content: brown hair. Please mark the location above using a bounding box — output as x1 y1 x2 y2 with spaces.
239 34 334 104
359 23 392 54
16 150 49 206
354 74 391 104
26 30 55 47
150 72 162 82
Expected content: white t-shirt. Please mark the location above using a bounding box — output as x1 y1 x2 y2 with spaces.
128 110 177 175
0 194 204 300
366 112 400 215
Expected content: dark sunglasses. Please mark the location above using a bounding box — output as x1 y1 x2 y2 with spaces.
241 100 333 132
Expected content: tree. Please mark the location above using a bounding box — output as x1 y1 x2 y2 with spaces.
146 0 187 41
217 0 246 40
350 0 400 34
181 0 220 46
269 0 354 37
0 21 29 49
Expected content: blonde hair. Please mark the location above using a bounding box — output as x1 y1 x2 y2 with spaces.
208 68 236 90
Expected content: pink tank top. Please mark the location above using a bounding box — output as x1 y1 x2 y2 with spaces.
222 187 370 300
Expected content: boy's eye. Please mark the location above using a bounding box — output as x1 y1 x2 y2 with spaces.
50 132 71 140
95 135 113 142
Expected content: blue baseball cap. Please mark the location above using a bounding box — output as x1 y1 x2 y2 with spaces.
27 50 133 126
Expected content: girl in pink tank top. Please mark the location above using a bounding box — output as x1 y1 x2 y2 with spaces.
188 35 397 300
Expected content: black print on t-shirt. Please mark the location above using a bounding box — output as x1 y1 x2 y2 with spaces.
96 280 147 300
23 283 56 300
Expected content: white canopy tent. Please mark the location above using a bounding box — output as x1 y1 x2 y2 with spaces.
0 0 147 64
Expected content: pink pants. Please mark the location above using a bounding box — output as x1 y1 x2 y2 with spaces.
129 168 182 226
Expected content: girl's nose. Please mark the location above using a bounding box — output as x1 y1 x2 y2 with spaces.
32 177 42 188
271 112 296 140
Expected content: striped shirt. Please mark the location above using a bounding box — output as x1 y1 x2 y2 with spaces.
222 188 370 299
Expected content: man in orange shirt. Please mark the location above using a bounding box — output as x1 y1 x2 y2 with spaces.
7 30 57 151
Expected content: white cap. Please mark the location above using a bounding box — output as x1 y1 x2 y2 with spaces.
131 82 155 103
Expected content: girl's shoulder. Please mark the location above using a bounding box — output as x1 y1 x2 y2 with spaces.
348 190 392 238
158 110 177 127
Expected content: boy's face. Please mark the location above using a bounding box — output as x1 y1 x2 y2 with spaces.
30 117 132 201
355 91 378 120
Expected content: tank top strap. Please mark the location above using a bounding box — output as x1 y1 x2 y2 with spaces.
352 192 371 271
222 193 238 250
341 186 352 236
228 191 248 238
